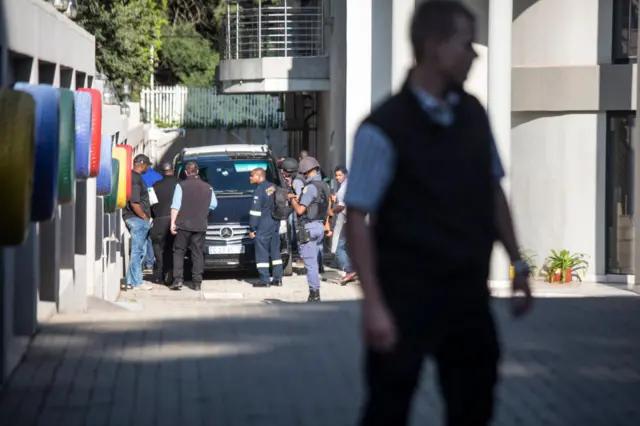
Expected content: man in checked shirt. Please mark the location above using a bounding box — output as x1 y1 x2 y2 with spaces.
345 2 533 425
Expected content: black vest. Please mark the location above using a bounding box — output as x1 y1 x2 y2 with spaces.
364 84 496 285
152 176 178 218
300 180 330 224
176 176 212 232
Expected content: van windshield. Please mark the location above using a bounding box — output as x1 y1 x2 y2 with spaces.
178 158 277 195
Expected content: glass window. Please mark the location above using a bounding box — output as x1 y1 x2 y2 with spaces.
606 112 636 274
178 159 277 195
613 0 639 63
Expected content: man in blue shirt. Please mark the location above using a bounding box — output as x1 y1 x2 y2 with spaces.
169 162 218 291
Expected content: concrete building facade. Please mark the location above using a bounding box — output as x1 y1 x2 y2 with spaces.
219 0 640 287
0 0 146 386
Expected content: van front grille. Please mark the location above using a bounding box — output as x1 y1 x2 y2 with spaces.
206 223 251 243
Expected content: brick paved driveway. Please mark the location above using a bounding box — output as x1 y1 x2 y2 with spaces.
1 277 640 426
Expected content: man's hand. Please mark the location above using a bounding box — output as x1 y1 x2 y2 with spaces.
362 299 397 353
170 223 177 235
249 232 255 239
511 275 533 318
286 193 297 200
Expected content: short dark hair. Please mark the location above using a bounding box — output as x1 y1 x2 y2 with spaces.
334 165 348 175
184 162 199 176
251 167 266 178
410 0 475 63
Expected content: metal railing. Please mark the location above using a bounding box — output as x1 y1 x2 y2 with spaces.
222 2 325 60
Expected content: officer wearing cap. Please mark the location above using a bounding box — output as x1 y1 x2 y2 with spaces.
248 168 283 287
122 154 153 291
289 156 331 302
150 162 178 285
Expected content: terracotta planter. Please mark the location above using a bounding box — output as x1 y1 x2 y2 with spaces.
551 267 572 283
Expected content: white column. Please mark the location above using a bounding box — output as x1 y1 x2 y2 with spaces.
371 0 415 108
488 0 513 284
390 0 415 92
344 0 372 168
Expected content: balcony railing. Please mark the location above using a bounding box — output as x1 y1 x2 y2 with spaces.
222 2 325 60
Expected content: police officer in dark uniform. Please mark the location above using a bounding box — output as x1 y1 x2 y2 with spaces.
248 168 283 287
289 157 330 301
150 162 178 285
170 162 218 291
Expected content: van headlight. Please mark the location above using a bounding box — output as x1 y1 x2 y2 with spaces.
279 220 287 234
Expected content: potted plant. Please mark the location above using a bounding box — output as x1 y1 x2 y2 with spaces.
543 249 589 283
509 249 538 279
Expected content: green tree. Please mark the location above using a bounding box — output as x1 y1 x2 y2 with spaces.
77 0 168 99
159 23 219 87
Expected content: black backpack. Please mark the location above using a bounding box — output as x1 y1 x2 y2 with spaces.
271 186 293 220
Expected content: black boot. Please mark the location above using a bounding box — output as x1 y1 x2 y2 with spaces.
307 289 320 302
271 280 283 287
168 281 183 291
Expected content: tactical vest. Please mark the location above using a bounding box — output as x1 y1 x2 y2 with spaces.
300 180 331 224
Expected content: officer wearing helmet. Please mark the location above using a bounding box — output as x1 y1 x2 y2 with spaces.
289 156 331 301
280 157 305 197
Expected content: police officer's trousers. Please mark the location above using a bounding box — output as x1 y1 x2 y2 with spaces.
254 228 283 283
299 221 325 290
360 291 500 426
149 216 173 285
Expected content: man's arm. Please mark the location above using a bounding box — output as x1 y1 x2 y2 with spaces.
129 183 149 220
292 184 317 216
344 124 396 304
170 185 183 232
209 188 218 211
249 190 262 231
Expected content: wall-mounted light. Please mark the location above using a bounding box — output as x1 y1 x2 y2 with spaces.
65 1 78 19
122 81 131 101
53 0 70 11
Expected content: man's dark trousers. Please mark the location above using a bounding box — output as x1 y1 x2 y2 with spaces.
149 216 173 284
360 282 500 426
173 229 205 286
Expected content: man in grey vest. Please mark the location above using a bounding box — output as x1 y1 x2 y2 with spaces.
346 2 533 425
170 162 218 291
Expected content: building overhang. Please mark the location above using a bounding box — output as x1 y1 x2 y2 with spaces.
219 57 330 94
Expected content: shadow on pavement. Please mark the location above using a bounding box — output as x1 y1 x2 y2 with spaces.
0 296 639 425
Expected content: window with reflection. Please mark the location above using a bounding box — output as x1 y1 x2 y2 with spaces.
613 0 639 63
606 113 636 274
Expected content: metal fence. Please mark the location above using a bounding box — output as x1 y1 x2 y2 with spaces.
222 2 325 59
140 86 285 129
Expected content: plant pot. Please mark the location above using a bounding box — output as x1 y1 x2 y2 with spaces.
551 267 572 283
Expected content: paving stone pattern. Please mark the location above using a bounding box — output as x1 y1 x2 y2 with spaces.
1 276 640 426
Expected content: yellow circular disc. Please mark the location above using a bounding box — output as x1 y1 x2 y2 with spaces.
112 146 128 209
0 89 36 246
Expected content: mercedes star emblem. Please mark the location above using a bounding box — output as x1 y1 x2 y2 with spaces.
220 227 233 239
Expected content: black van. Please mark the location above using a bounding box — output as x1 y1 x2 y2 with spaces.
174 144 293 276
